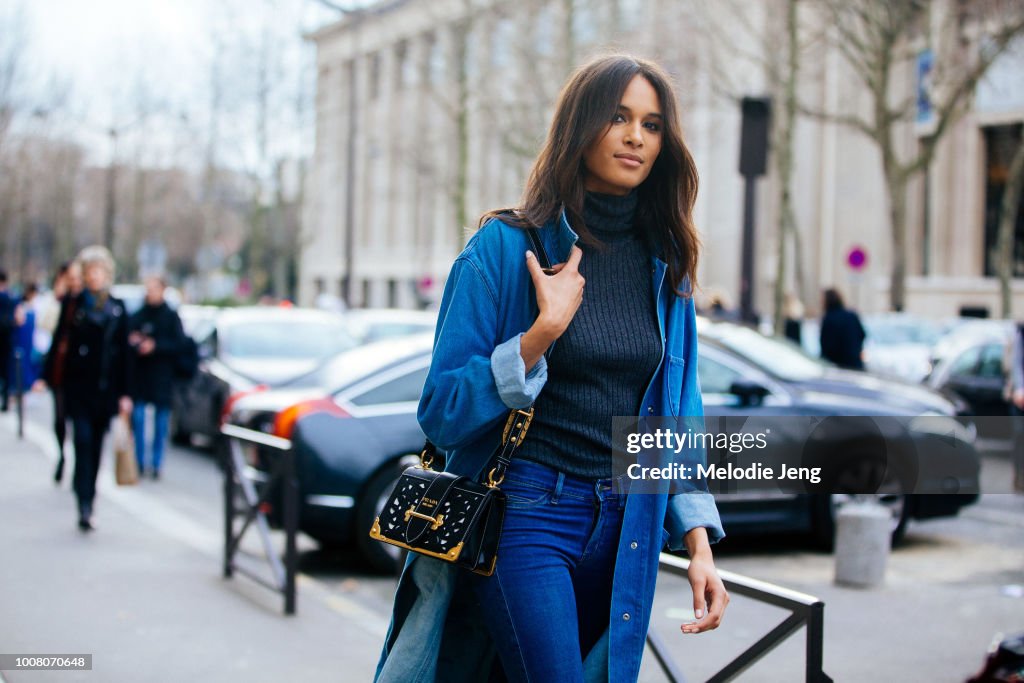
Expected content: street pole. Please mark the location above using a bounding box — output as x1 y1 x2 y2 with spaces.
738 97 772 325
103 128 118 250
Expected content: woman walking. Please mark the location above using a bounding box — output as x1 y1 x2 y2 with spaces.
38 262 83 483
43 247 132 531
375 54 728 682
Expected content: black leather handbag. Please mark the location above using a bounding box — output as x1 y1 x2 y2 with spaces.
369 227 552 576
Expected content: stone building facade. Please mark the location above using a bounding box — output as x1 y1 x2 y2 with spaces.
301 0 1024 318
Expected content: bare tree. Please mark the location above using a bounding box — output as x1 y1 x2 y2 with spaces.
688 0 813 331
996 132 1024 317
808 0 1024 311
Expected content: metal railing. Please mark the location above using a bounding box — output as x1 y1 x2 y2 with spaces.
220 423 299 615
649 553 832 683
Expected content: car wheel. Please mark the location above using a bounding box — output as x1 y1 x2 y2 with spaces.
811 458 909 551
355 454 420 574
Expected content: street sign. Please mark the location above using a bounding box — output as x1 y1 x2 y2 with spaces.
847 246 868 272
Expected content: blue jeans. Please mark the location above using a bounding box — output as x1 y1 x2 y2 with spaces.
131 403 170 472
470 459 626 683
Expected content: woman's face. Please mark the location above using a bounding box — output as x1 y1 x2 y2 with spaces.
582 75 663 196
83 263 109 293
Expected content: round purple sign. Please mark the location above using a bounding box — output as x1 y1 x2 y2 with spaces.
847 246 868 271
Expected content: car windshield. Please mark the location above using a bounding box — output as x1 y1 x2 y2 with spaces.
223 320 356 359
701 323 827 381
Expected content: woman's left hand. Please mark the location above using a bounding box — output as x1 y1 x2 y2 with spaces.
681 552 729 634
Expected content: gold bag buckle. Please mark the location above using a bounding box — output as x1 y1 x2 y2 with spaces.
404 508 444 530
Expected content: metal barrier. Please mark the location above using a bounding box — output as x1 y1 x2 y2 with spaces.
220 423 299 615
649 553 832 683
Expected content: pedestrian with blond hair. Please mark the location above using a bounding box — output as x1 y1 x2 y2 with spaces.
42 246 132 531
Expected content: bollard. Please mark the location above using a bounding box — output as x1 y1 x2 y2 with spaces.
833 496 891 588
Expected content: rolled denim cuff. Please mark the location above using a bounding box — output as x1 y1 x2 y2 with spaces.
665 491 725 550
490 333 547 410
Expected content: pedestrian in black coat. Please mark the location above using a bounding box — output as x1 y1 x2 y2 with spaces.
39 262 83 483
0 270 15 412
43 246 132 531
128 276 185 478
819 288 866 370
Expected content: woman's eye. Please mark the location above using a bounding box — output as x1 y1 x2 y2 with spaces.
612 113 626 123
644 121 661 132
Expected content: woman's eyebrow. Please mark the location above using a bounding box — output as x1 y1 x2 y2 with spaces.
617 104 663 119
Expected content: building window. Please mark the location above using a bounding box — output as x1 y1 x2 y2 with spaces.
423 32 444 85
368 53 381 100
982 123 1024 277
362 279 372 307
388 278 399 307
396 40 416 89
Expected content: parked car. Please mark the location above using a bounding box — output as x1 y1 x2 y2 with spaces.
861 313 943 383
171 306 358 446
227 334 433 570
927 328 1015 440
230 321 980 572
342 308 437 344
177 304 221 341
929 318 1014 372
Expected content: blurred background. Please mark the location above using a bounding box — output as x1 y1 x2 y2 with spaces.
2 4 1024 681
1 0 1022 324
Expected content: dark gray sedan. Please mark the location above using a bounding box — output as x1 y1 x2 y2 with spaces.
230 321 980 572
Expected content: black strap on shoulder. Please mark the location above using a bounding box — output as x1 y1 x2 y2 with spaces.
527 228 554 274
416 228 555 482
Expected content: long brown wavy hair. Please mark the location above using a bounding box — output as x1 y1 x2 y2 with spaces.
480 53 701 296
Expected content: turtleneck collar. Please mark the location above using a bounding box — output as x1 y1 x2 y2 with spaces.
583 189 638 241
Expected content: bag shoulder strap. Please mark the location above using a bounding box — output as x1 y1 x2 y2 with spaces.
526 227 554 273
418 226 555 479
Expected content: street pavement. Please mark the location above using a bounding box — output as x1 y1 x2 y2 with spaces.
0 402 387 683
2 393 1024 682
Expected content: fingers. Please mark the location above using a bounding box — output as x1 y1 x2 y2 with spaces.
565 245 583 271
525 251 546 282
702 581 729 631
681 578 707 634
682 576 729 634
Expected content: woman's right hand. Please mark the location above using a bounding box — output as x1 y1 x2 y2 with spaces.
520 246 584 370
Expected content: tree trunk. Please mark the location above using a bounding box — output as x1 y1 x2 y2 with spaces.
884 165 909 312
453 19 470 247
997 136 1024 318
773 0 799 336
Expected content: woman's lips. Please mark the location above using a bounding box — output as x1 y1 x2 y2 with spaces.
615 154 643 168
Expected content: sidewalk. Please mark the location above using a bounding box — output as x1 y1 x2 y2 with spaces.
0 414 387 683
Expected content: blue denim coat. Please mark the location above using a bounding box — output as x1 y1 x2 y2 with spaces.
375 210 724 683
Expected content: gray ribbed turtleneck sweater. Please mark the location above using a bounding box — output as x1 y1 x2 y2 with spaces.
519 190 662 480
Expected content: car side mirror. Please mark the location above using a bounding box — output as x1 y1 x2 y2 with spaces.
729 380 770 407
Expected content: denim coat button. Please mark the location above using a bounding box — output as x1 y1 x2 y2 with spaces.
647 406 653 413
623 613 631 621
630 541 638 550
